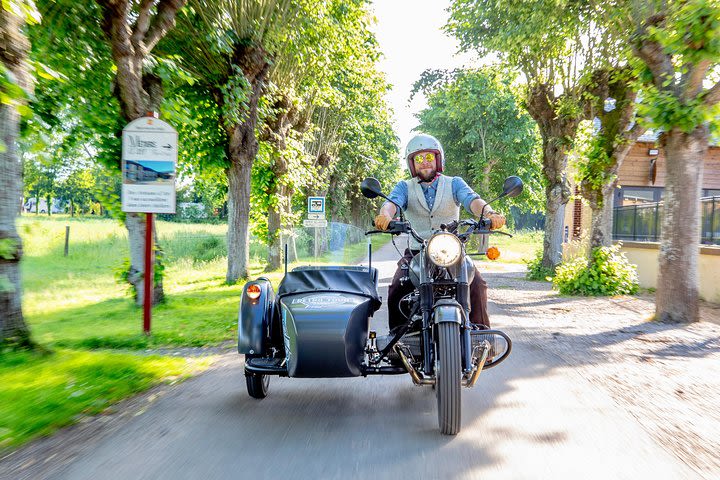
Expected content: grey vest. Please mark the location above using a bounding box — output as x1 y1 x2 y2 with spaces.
404 175 460 250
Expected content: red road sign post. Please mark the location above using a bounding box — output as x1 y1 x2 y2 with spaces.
143 212 153 334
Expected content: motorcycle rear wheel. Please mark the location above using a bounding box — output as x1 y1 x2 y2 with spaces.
436 322 461 435
246 374 269 399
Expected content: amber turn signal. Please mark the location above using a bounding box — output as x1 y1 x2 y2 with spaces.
486 246 501 261
246 284 261 300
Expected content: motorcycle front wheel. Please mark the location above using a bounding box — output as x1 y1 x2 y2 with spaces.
436 322 462 435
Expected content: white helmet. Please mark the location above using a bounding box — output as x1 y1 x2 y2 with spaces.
405 133 444 177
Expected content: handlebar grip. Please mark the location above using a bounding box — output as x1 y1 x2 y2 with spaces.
478 218 492 229
365 229 384 235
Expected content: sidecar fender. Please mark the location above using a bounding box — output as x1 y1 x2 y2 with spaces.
238 277 275 355
433 299 463 324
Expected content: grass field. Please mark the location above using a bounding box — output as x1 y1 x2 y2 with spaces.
0 349 205 449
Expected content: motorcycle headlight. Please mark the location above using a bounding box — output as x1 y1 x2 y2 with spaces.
427 233 462 267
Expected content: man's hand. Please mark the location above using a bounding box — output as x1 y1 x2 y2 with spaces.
487 213 506 230
374 213 392 231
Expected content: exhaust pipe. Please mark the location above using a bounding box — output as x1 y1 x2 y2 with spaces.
394 346 434 386
464 342 489 388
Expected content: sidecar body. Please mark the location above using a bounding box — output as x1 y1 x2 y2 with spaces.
239 265 381 378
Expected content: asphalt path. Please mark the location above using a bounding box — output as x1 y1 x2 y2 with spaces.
2 239 701 479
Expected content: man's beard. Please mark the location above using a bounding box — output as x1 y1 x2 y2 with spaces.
417 168 437 182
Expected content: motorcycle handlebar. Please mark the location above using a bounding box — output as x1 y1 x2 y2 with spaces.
365 221 425 243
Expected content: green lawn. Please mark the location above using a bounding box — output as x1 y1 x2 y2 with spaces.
18 215 386 348
0 349 204 449
19 216 242 349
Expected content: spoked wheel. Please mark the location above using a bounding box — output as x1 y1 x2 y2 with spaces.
246 373 269 399
436 322 462 435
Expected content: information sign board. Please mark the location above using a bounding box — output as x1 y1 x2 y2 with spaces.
303 219 328 228
121 117 177 213
308 196 325 215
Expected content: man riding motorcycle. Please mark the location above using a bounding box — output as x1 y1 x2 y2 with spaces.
374 133 505 332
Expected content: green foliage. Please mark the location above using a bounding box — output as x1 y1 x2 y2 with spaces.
629 0 720 133
414 68 543 214
553 244 639 296
0 349 199 449
0 238 17 260
525 249 554 281
220 66 252 128
576 134 617 193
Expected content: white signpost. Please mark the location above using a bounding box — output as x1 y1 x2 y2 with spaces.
121 117 177 214
120 114 178 335
306 196 326 258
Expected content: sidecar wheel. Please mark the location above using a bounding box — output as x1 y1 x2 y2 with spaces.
436 322 461 435
246 374 269 399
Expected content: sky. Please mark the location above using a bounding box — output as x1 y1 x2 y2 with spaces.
369 0 477 156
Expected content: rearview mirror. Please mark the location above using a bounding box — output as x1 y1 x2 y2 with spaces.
361 177 383 199
501 176 523 198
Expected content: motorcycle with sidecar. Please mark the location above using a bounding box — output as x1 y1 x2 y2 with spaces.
238 176 523 434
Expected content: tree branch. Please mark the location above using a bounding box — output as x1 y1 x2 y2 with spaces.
145 0 186 53
683 59 711 101
633 14 674 92
703 80 720 108
131 0 155 53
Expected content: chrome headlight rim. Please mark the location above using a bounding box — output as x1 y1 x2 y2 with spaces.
426 233 463 267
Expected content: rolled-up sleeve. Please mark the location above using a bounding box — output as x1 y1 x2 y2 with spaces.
452 177 481 214
385 181 408 212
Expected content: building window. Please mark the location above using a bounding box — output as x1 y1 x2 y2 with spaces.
617 186 663 206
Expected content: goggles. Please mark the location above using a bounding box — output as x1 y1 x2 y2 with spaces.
413 152 436 166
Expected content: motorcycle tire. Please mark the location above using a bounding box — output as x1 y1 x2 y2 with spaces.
246 373 269 399
436 322 461 435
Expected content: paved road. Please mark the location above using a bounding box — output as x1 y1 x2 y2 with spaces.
2 241 702 479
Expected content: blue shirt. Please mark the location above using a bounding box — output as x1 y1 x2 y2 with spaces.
385 175 480 214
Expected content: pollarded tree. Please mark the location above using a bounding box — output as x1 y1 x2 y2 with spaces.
94 0 187 304
413 68 544 216
0 0 39 348
447 0 611 268
576 67 646 250
619 0 720 322
169 0 297 283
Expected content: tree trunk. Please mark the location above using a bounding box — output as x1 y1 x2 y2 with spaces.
224 45 270 284
540 136 572 268
0 6 32 348
265 182 285 272
525 84 578 269
655 127 706 323
226 156 253 282
585 182 616 251
543 179 567 268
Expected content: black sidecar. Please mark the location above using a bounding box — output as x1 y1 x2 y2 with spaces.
239 265 381 392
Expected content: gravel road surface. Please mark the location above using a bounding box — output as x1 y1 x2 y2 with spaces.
2 239 716 480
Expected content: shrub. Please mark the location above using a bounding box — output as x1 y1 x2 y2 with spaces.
525 249 554 281
553 244 639 296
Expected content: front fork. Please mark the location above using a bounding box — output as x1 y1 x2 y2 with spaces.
419 253 474 375
457 262 473 373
